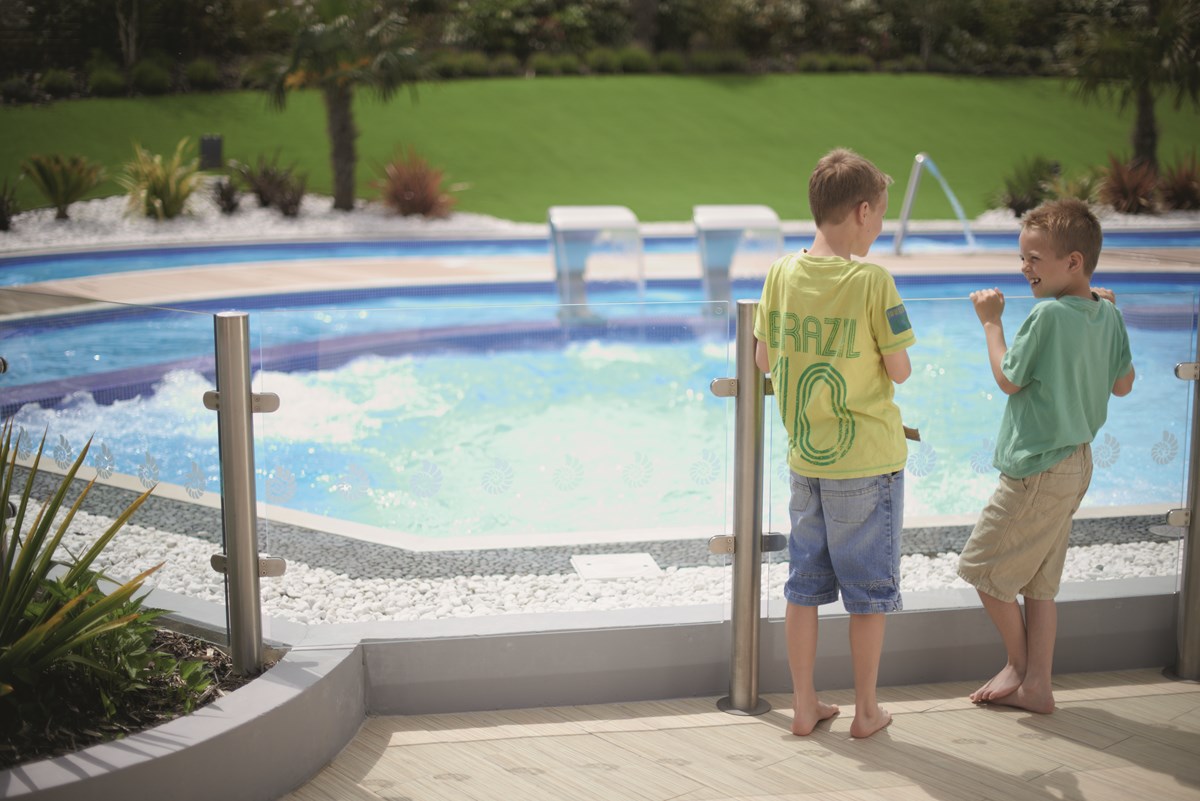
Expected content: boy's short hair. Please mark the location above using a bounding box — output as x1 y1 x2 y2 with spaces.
1021 198 1103 275
808 148 893 227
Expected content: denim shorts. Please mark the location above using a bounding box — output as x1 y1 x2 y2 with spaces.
785 470 904 614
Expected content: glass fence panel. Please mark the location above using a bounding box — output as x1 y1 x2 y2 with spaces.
765 290 1193 619
250 295 732 636
0 288 228 646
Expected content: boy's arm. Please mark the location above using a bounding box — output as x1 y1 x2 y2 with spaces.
755 338 770 374
882 349 911 384
971 288 1023 396
1113 365 1135 397
1095 287 1136 397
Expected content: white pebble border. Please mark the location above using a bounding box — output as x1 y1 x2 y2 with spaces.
60 508 1182 626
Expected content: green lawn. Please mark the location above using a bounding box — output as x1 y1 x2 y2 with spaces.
1 74 1197 222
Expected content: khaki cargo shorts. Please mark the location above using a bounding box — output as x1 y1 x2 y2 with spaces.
957 443 1093 602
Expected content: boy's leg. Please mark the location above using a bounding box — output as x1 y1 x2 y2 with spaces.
786 603 839 735
848 613 891 738
970 590 1028 703
969 590 1058 712
988 597 1056 714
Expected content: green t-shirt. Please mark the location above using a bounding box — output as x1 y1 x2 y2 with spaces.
754 252 916 479
994 294 1134 478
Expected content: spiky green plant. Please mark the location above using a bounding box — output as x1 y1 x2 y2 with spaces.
0 177 18 232
0 421 158 700
118 138 202 220
18 154 105 220
994 155 1059 217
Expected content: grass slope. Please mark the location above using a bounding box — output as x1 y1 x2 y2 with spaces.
1 74 1197 222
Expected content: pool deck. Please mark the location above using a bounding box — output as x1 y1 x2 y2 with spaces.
4 247 1200 313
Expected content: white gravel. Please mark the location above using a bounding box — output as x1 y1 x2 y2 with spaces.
5 193 1195 625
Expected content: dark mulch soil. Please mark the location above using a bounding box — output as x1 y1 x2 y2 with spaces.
0 630 273 771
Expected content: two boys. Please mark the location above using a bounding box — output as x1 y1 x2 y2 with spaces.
756 149 1134 736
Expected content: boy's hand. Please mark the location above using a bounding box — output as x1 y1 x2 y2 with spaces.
1094 287 1117 303
970 288 1005 325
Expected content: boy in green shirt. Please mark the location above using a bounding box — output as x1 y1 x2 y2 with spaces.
959 198 1135 714
754 148 915 738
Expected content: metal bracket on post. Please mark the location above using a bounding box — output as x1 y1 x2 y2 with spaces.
211 553 287 577
1173 361 1200 679
710 299 772 716
203 391 281 414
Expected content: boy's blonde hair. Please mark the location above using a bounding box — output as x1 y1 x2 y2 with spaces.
808 148 893 227
1022 198 1103 275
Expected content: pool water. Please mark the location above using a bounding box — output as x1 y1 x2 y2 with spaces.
3 227 1200 285
3 277 1196 541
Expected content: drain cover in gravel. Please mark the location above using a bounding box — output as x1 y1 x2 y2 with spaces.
571 553 662 580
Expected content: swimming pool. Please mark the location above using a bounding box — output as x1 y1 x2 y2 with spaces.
2 274 1196 543
3 227 1200 286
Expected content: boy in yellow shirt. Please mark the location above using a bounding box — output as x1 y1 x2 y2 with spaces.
755 148 915 738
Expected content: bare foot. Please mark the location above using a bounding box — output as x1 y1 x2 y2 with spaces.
970 664 1023 704
792 701 840 735
849 705 892 739
988 684 1055 714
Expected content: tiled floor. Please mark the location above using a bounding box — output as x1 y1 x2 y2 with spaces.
282 668 1200 801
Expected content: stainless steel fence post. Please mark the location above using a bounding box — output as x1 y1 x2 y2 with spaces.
212 312 265 675
1173 355 1200 680
715 299 771 715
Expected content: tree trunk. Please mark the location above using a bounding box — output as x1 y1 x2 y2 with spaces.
323 84 358 212
1132 82 1158 172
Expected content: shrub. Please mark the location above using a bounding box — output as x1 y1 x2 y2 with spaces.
555 54 583 75
618 46 655 74
20 154 106 220
237 56 279 90
1159 152 1200 211
374 147 457 219
586 47 621 74
655 50 686 74
273 172 307 217
690 49 748 74
232 152 297 208
993 155 1059 217
459 52 491 78
881 55 925 73
828 54 873 72
795 52 833 72
212 176 241 214
1099 154 1158 215
529 52 559 77
88 65 127 97
688 50 722 74
1046 165 1104 205
0 177 18 231
429 51 464 79
131 60 172 95
39 69 76 98
118 138 202 220
185 58 223 91
490 53 522 77
1 78 33 104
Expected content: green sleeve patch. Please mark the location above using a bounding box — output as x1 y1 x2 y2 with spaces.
886 303 912 335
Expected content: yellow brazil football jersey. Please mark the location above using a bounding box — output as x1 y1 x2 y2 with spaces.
754 252 916 479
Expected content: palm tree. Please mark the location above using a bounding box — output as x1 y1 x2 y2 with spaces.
1058 0 1200 171
267 0 423 211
